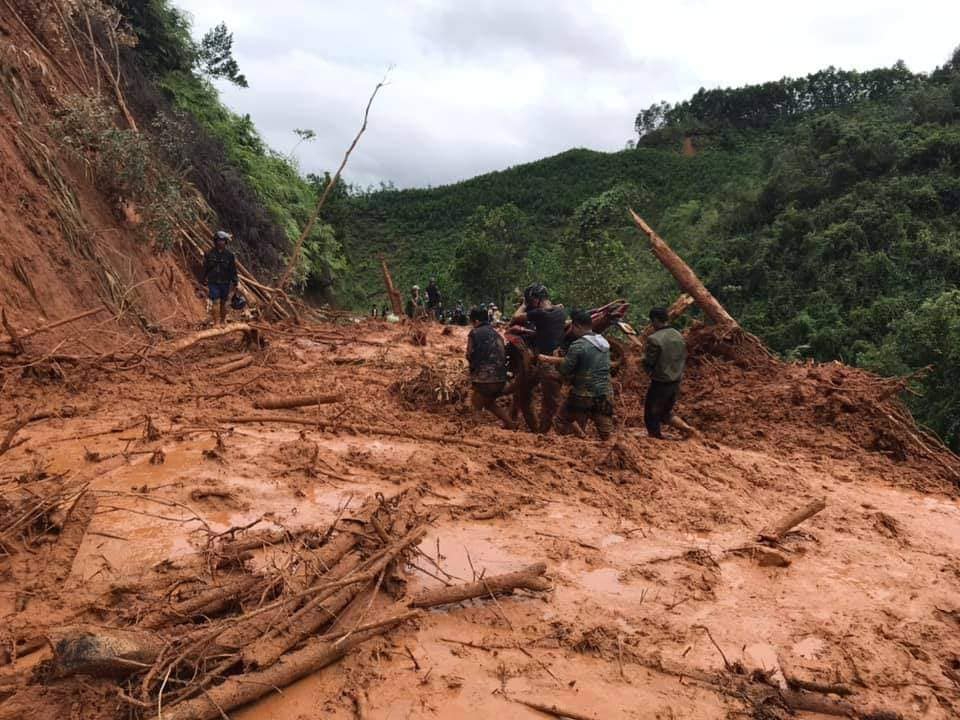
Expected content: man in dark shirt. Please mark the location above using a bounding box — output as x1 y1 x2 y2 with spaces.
643 306 697 439
426 278 442 321
540 309 614 440
202 231 239 326
511 284 565 432
466 307 516 429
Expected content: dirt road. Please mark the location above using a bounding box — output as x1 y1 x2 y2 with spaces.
1 320 959 719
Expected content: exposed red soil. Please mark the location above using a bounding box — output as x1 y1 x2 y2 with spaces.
1 319 959 720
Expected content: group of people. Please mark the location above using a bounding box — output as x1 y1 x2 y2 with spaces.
466 284 694 441
401 280 502 325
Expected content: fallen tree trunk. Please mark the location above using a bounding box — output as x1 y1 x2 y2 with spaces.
242 525 427 670
160 618 413 720
139 576 261 630
253 393 343 410
629 209 738 328
409 562 551 608
758 498 827 543
160 324 257 356
0 306 108 346
220 416 574 463
51 626 163 679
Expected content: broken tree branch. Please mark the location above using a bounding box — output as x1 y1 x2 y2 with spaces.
253 393 343 410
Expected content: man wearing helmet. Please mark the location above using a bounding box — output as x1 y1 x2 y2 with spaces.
202 231 239 326
512 283 566 433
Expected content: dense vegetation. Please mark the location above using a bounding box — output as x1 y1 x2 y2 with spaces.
112 0 341 291
340 51 960 449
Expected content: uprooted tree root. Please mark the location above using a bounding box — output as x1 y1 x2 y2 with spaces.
392 362 468 410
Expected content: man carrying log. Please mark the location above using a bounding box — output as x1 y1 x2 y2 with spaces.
512 283 566 433
467 307 517 429
202 230 239 326
644 307 697 439
540 309 614 440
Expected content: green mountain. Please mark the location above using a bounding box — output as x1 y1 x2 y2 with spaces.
338 53 960 449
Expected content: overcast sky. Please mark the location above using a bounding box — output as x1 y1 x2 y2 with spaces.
174 0 960 190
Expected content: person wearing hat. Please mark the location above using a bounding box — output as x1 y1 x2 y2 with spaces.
202 231 239 326
405 285 426 319
512 283 566 432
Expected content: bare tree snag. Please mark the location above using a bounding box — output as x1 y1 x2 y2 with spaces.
629 209 738 328
273 78 388 297
51 626 163 678
380 257 404 317
253 393 343 410
409 563 550 608
758 498 827 543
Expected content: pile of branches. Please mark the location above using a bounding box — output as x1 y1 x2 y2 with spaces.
2 490 550 720
0 471 89 559
392 361 468 411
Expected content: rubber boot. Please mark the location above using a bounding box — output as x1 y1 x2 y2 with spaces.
219 300 228 326
209 303 218 328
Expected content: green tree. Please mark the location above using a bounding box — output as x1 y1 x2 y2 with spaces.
197 22 248 87
452 204 533 308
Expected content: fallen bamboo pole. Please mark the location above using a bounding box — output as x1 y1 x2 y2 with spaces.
510 698 598 720
253 393 343 410
209 356 253 375
160 324 256 355
629 209 738 328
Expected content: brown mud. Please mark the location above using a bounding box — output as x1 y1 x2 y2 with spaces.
2 319 960 720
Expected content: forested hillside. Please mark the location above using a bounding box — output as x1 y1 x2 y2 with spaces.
339 52 960 449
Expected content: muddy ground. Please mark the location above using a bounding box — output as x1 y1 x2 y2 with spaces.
1 319 960 720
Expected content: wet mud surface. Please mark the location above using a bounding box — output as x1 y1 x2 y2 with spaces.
2 320 960 719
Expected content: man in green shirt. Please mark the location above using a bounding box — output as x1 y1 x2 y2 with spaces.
539 309 614 440
644 306 697 439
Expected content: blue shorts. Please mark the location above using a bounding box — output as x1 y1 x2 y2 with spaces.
208 283 232 301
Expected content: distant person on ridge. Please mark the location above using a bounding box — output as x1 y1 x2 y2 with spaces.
202 230 238 326
539 309 614 440
512 283 565 433
466 306 516 429
405 285 426 319
426 278 442 321
643 306 697 439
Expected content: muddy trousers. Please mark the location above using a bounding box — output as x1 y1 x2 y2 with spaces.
515 367 562 433
555 395 615 440
644 380 680 438
471 382 514 428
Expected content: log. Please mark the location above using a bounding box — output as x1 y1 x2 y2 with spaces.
51 626 163 678
242 526 427 669
758 498 827 543
209 356 252 375
409 563 551 608
629 210 738 328
253 393 343 410
160 324 256 356
139 576 261 630
160 619 414 720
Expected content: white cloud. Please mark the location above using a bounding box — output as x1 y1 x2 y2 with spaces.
173 0 960 188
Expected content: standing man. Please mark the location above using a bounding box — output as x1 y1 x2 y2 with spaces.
466 306 516 429
426 278 442 321
643 307 697 439
540 309 614 440
405 285 426 319
202 230 238 326
512 283 566 433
